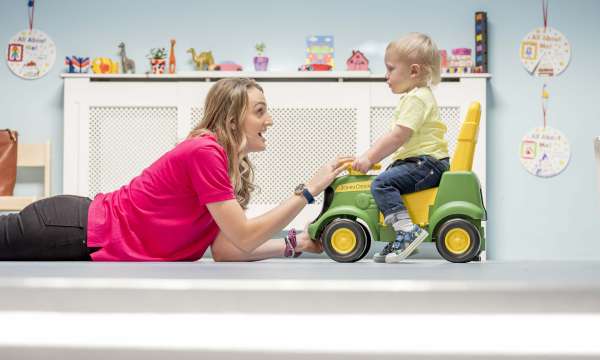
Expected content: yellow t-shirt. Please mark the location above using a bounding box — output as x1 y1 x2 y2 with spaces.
391 86 449 161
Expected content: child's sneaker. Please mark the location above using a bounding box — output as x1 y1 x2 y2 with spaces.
385 226 428 263
372 238 403 263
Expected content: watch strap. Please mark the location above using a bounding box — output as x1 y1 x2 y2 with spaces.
302 188 315 204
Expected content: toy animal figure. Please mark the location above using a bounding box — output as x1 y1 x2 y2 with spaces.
187 48 216 71
168 39 176 74
118 42 136 74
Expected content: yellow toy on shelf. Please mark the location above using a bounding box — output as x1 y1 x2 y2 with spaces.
187 48 216 71
91 57 119 74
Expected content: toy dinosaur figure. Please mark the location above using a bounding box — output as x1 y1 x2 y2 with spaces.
187 48 216 71
168 39 176 74
118 42 135 74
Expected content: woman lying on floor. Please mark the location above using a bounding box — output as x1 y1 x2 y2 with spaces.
0 78 350 261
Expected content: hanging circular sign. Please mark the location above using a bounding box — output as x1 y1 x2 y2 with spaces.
519 27 571 77
520 126 570 178
6 29 56 80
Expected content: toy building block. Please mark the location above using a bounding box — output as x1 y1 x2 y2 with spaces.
447 48 473 73
474 11 488 73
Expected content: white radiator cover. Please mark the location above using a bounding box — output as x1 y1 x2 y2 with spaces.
63 72 488 229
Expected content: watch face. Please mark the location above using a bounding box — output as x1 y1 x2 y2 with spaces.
294 183 305 195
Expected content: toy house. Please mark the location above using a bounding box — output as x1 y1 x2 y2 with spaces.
346 50 369 71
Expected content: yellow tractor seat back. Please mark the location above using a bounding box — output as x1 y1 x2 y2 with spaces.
450 102 481 172
400 102 482 226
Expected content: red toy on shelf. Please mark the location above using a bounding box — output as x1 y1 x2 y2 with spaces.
298 63 332 71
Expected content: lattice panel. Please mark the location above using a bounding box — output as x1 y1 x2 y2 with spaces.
249 107 357 204
88 107 178 197
190 107 204 129
369 106 461 167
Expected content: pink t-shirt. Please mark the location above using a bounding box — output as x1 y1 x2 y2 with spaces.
87 134 235 261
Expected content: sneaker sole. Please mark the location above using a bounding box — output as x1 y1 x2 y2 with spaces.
372 253 386 263
385 230 428 263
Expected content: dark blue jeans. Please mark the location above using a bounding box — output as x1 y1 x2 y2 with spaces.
371 155 450 217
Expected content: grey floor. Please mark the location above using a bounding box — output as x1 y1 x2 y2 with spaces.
1 257 599 359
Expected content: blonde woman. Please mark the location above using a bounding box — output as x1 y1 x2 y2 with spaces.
353 33 450 263
0 78 350 261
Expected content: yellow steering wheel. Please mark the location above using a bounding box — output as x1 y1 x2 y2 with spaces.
346 162 382 176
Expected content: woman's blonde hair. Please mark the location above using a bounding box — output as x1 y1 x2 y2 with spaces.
387 32 441 86
188 78 262 208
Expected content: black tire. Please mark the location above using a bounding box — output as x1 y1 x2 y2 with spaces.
321 219 369 263
435 218 481 263
358 222 371 259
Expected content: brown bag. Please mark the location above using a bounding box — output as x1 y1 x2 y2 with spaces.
0 129 18 196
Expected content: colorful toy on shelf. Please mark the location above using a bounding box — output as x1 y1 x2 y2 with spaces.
253 42 269 71
91 57 118 74
474 11 488 73
187 49 216 71
118 42 136 74
214 61 243 71
168 39 176 74
346 50 369 71
298 63 332 71
440 49 448 71
308 102 486 263
64 56 90 73
306 35 334 69
446 48 474 73
147 48 167 74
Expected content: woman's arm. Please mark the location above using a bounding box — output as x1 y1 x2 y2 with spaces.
206 157 351 254
211 233 287 262
211 229 322 262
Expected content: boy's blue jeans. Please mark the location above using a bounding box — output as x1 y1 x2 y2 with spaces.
371 155 450 217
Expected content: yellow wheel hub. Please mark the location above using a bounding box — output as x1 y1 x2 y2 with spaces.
331 228 357 254
444 228 471 255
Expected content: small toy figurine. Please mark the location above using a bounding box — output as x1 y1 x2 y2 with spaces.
346 50 369 71
253 42 268 71
446 48 473 73
298 63 332 71
187 48 216 71
214 61 243 71
168 39 176 74
440 50 448 71
118 42 136 74
65 56 90 73
147 48 167 74
92 57 119 74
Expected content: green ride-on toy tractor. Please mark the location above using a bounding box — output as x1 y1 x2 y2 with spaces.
308 102 486 263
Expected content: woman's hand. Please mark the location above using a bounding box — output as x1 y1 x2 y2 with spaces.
306 156 353 195
295 230 323 254
352 154 372 174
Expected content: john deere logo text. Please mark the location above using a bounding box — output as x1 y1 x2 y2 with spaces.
335 181 372 193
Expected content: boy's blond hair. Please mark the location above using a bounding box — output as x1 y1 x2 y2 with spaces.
387 32 441 86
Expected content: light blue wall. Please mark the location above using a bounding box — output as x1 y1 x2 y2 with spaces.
2 0 599 260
